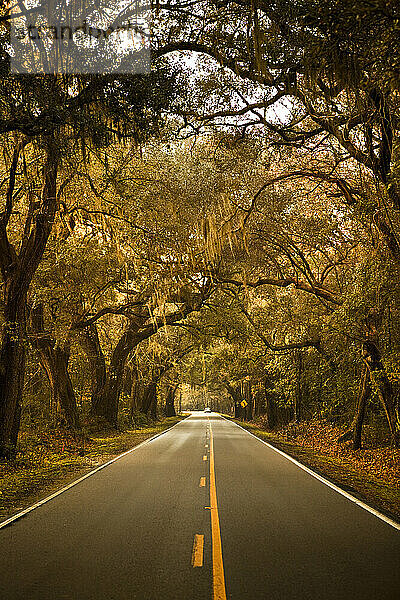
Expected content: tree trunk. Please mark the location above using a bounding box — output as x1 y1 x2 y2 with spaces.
0 298 26 457
363 340 399 446
339 366 371 449
94 321 139 424
264 376 277 429
353 367 370 450
254 381 266 416
165 384 178 417
90 298 202 425
130 378 143 417
243 381 254 421
141 382 157 417
93 315 164 424
149 383 158 420
294 351 303 423
122 366 133 396
264 395 276 428
77 324 107 413
30 305 80 430
225 383 243 419
0 137 59 457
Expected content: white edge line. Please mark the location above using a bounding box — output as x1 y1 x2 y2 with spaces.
222 416 400 532
0 417 188 530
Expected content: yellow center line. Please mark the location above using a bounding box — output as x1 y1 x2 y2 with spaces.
209 423 227 600
191 534 204 567
199 476 206 487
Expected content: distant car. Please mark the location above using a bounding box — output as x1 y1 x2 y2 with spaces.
204 407 211 413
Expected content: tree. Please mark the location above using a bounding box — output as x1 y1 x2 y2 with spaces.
0 135 59 457
0 65 178 456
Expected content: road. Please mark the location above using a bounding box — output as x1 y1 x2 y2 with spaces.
0 413 399 599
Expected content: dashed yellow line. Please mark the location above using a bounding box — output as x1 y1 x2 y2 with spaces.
191 534 204 567
199 476 206 487
209 423 227 600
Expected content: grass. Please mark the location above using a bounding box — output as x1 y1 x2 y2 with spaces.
0 415 184 521
233 419 400 523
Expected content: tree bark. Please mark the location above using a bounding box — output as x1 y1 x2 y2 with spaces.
30 305 80 430
165 384 178 417
141 382 157 418
294 351 303 423
0 298 25 457
0 136 59 457
225 383 243 419
149 382 158 420
264 376 277 429
352 367 371 450
339 366 371 449
130 378 142 418
362 340 399 446
242 380 253 421
254 386 265 416
93 320 140 424
77 324 107 414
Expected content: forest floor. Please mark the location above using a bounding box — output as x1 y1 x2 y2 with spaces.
232 417 400 523
0 415 184 522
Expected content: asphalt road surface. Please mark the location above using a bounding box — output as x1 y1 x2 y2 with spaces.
0 413 399 600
